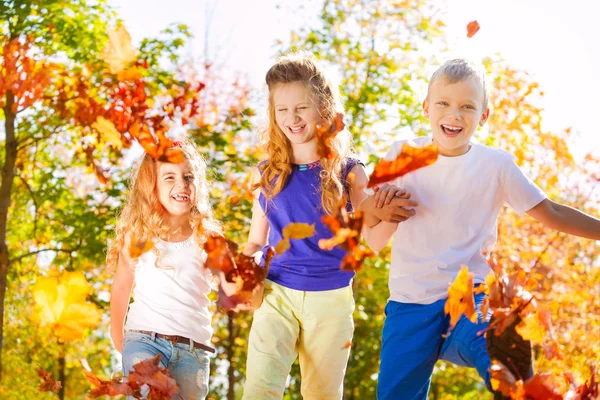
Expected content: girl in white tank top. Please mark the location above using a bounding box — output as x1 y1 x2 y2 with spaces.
107 140 223 400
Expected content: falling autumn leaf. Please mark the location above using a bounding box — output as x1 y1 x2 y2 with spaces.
564 366 598 399
37 368 62 393
203 236 275 310
515 313 545 342
466 20 480 38
319 203 373 272
484 258 538 337
203 235 238 275
127 355 179 398
315 113 346 159
490 362 562 400
102 24 137 74
275 222 315 254
444 266 478 329
92 116 123 150
367 143 439 188
129 236 154 259
84 369 138 399
32 271 102 342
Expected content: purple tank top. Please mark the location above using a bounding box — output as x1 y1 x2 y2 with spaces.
259 158 363 291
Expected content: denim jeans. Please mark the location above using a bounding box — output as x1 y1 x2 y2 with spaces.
122 331 210 400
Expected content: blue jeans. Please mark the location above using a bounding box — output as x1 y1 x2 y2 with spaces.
377 292 492 400
122 331 210 400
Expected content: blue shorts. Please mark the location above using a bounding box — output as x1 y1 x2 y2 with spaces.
377 292 492 400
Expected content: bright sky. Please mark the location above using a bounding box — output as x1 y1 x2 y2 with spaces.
111 0 600 158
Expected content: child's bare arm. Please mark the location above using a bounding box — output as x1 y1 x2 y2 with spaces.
360 184 418 251
526 198 600 240
234 167 270 310
243 167 269 257
347 163 370 212
362 220 400 252
110 245 135 354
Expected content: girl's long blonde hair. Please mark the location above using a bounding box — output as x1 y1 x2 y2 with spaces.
106 140 221 271
259 52 353 215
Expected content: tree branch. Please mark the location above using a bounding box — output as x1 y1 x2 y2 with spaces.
8 247 78 266
17 175 38 237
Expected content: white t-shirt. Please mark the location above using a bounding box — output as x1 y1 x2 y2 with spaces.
385 136 546 304
124 236 214 345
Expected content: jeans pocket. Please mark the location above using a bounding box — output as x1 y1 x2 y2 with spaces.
123 331 151 345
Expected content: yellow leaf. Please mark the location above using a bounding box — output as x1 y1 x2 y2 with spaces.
515 313 545 342
92 117 123 150
282 223 315 240
444 266 477 328
274 238 291 255
32 271 101 342
275 223 315 254
101 24 137 74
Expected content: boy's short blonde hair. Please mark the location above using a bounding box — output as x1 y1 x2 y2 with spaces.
428 59 489 109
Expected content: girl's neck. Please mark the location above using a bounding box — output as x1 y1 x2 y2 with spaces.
164 215 193 241
291 140 320 164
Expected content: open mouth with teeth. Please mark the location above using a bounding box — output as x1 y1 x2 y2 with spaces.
287 124 307 134
440 124 463 137
171 193 190 203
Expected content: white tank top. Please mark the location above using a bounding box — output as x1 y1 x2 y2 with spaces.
124 236 213 346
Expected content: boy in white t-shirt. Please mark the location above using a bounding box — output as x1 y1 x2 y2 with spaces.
360 59 600 400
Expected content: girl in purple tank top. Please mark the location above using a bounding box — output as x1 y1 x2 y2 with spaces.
240 53 369 400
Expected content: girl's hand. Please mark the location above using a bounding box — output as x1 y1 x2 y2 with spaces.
235 283 265 311
373 184 408 208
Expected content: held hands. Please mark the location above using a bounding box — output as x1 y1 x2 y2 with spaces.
369 184 418 224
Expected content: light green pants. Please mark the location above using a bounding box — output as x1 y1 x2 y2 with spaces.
242 280 355 400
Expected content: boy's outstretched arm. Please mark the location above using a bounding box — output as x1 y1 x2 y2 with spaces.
527 198 600 240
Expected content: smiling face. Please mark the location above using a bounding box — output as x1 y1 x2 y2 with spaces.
156 161 196 220
423 76 489 156
272 81 322 146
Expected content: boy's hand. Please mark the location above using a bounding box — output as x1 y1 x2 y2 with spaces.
363 184 418 224
373 184 408 208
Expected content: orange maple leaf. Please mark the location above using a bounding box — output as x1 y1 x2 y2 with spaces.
467 20 480 38
319 204 373 272
315 113 345 159
444 266 478 328
367 143 438 188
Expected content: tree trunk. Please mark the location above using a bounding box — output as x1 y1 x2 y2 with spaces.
0 91 17 380
58 345 66 400
227 311 235 400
